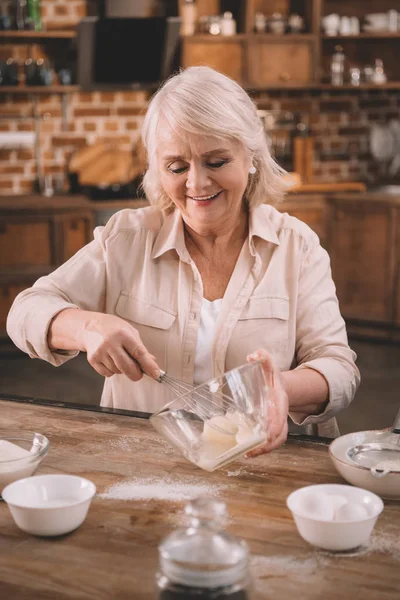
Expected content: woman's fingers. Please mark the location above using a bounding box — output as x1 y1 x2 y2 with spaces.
123 337 160 380
245 347 289 458
109 347 143 382
82 313 161 381
90 361 116 378
245 420 288 458
247 348 278 388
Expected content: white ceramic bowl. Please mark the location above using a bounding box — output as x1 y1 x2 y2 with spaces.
329 430 400 499
286 483 384 551
2 474 96 536
0 431 49 495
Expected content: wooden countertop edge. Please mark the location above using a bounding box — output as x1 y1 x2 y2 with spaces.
0 395 332 446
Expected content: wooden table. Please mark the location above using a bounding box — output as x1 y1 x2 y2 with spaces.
0 399 399 600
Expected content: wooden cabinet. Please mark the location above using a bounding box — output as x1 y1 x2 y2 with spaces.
326 195 400 341
0 221 52 267
327 199 394 322
4 192 400 344
279 194 327 246
0 196 93 338
246 36 315 86
180 0 400 89
182 36 244 82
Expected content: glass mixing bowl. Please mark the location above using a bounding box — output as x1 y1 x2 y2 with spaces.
150 362 270 471
0 431 50 497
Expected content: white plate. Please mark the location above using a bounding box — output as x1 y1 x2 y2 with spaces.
329 430 400 500
370 125 395 162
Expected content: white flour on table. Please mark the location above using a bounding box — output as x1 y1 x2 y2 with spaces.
99 475 228 502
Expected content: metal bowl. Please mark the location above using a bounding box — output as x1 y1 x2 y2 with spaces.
329 430 400 500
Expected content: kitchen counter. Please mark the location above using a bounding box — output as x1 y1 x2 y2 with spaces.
0 397 399 599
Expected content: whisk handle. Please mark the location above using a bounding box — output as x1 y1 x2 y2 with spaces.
136 362 164 383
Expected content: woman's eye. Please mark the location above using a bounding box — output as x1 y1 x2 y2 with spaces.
168 165 187 174
207 160 227 168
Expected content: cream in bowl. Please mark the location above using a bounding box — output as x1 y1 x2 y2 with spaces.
0 431 49 496
2 474 96 536
286 483 384 551
150 362 269 472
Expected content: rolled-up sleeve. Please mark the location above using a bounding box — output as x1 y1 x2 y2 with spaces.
6 225 107 367
289 236 360 427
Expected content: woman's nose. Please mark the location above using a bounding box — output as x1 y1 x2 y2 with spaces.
186 165 211 193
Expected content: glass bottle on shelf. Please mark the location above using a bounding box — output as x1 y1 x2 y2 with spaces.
371 59 387 84
181 0 197 36
26 0 41 31
156 496 252 599
330 45 345 86
13 0 28 30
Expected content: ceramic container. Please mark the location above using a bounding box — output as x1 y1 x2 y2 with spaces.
2 474 96 536
286 483 384 551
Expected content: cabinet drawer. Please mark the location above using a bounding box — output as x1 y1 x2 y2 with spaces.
62 217 91 261
246 40 314 86
0 221 52 267
182 39 243 83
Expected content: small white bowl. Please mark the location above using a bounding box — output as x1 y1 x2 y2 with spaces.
286 483 384 551
2 474 96 537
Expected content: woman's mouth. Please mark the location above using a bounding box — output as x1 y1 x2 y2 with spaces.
189 191 223 204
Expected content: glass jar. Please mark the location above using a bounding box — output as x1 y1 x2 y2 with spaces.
156 497 252 599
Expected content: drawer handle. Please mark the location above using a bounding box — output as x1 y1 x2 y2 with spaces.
279 72 291 81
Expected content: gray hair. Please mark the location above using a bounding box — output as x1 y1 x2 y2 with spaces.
141 66 287 212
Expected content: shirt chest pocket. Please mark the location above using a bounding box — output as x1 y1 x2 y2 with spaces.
115 292 176 368
231 296 290 366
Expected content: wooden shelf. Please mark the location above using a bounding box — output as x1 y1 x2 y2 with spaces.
185 33 317 42
0 85 79 94
247 82 400 90
0 30 76 39
322 33 400 40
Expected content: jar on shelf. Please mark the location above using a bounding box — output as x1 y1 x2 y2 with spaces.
221 12 236 36
330 45 345 86
156 497 252 599
181 0 197 36
254 12 266 34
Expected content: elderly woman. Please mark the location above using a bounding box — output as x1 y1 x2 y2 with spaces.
7 67 359 456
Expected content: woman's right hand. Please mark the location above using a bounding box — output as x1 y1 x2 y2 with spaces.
80 312 160 382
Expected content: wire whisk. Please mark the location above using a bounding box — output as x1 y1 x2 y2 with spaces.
154 370 254 435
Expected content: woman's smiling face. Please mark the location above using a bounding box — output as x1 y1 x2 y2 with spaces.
157 125 251 235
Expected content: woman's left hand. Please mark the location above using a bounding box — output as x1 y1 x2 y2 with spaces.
245 348 289 458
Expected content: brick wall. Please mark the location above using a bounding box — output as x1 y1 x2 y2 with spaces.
0 0 399 195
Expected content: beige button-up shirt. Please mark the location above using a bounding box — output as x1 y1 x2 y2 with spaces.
7 204 360 437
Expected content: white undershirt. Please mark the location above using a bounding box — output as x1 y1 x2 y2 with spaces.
193 298 223 386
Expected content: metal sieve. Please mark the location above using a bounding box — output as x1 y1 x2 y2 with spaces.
346 408 400 478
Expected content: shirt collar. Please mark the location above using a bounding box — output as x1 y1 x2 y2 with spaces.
152 204 280 260
152 209 190 262
248 204 280 255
